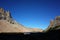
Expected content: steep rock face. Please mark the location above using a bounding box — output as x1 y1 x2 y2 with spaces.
45 16 60 32
54 16 60 26
0 8 43 33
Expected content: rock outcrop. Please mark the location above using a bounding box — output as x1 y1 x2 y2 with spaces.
0 8 43 33
45 16 60 32
0 8 14 24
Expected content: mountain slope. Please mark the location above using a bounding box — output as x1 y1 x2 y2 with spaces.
0 20 43 33
0 8 43 33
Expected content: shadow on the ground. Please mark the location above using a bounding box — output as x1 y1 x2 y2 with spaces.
0 29 60 40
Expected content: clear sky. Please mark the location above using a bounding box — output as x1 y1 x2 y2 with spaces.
0 0 60 30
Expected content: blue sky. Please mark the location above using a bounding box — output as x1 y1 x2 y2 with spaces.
0 0 60 30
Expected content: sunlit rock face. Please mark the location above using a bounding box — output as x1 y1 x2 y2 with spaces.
54 16 60 26
49 16 60 27
0 8 13 24
45 20 54 31
46 16 60 31
0 8 43 33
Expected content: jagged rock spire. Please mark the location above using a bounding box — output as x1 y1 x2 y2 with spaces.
0 8 14 24
0 8 5 20
54 16 60 26
0 8 10 20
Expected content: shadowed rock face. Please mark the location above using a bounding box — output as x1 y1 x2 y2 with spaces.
0 8 43 33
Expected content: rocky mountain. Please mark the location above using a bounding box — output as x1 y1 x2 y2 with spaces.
0 8 60 33
0 8 43 33
0 8 60 40
45 16 60 32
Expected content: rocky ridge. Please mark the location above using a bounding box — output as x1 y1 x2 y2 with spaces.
45 16 60 32
0 8 43 33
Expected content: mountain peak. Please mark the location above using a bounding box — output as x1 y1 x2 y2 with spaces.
0 8 13 24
